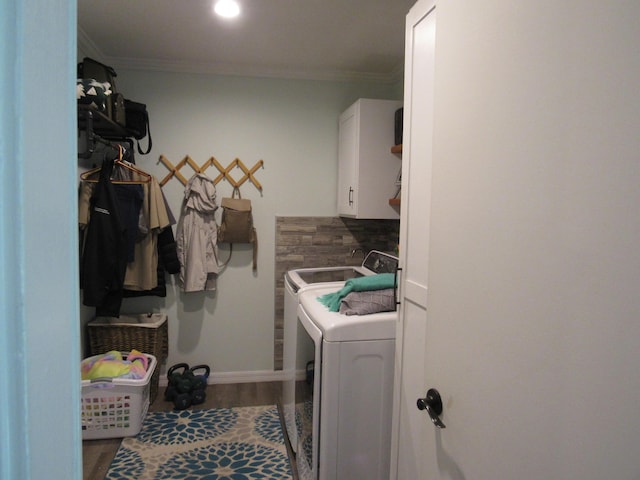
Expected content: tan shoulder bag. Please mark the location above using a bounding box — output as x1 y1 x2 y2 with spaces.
217 187 257 270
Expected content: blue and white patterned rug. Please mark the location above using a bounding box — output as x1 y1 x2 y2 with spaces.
106 405 293 480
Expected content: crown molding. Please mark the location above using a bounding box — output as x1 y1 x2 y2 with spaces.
78 26 401 83
106 56 400 83
76 26 105 62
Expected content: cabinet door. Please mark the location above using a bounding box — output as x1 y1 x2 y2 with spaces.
337 106 358 216
337 99 401 219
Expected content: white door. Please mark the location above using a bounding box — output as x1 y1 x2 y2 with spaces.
393 1 640 479
391 1 437 478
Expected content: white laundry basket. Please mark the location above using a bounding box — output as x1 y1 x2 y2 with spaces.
87 313 168 404
81 353 156 440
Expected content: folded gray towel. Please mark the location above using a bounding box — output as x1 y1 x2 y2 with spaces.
339 288 396 316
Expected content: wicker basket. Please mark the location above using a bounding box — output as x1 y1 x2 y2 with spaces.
87 313 168 404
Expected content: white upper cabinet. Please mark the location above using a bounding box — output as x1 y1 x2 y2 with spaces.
337 98 402 219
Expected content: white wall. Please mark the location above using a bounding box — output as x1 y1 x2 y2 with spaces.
82 69 399 379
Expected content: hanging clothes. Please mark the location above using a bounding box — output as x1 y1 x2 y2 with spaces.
79 146 176 308
176 174 220 292
80 157 128 316
112 160 179 297
123 226 180 298
123 187 180 298
122 176 171 291
114 184 144 262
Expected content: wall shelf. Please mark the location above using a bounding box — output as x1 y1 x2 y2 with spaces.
78 105 128 138
78 106 130 159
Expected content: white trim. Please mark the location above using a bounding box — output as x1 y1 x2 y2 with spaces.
78 51 403 83
103 55 401 84
158 369 287 387
77 26 105 62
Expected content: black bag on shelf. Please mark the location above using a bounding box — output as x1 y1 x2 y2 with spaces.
110 93 127 127
78 57 124 125
124 99 152 155
77 79 111 113
78 57 118 92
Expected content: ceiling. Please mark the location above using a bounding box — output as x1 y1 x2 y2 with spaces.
77 0 415 83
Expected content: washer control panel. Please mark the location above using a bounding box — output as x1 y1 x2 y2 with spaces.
362 250 399 274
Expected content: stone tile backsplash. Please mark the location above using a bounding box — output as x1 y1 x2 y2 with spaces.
273 216 399 369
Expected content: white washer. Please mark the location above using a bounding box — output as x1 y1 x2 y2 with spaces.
283 265 369 453
294 254 398 480
282 251 398 455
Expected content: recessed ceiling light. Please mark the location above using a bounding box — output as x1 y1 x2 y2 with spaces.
214 0 241 18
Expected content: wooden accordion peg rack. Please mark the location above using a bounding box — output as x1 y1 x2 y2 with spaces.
158 155 264 192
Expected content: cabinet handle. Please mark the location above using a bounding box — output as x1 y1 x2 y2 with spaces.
417 388 446 429
394 267 402 307
348 187 354 206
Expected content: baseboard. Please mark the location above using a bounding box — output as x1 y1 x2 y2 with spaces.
158 369 286 387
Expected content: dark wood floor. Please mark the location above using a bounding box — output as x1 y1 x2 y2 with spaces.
82 381 296 480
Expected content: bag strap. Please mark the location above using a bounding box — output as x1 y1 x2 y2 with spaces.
136 110 152 155
231 186 241 199
214 237 257 270
214 244 232 269
251 228 257 271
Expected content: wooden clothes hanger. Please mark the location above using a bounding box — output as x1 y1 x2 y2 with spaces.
81 145 151 184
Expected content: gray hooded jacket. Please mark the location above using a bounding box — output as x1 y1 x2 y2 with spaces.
176 174 219 292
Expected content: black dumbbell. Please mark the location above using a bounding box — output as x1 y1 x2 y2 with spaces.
189 365 210 391
191 389 206 405
166 363 190 401
164 384 178 401
173 392 192 410
177 369 196 393
167 363 190 385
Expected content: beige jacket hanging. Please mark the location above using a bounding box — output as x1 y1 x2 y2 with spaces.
123 176 171 291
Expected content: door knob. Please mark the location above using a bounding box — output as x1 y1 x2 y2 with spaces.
417 388 446 428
